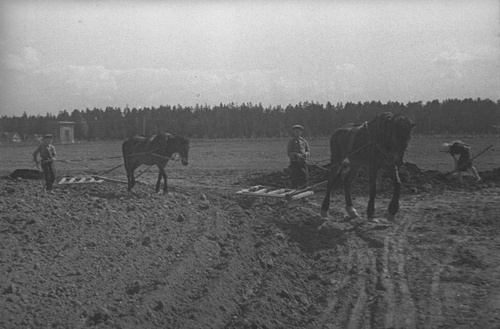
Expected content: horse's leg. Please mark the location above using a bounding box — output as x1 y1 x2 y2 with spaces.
367 164 381 220
321 164 341 218
130 162 140 191
387 165 402 221
344 164 361 218
124 162 135 192
155 171 162 193
162 166 168 193
156 166 167 193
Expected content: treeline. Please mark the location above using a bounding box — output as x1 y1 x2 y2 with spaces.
1 98 499 141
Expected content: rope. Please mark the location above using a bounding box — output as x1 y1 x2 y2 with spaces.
55 148 160 164
305 158 330 171
150 153 176 161
126 148 160 158
291 153 329 172
102 163 124 175
53 147 177 179
134 165 154 179
58 159 97 169
287 179 328 197
293 140 375 191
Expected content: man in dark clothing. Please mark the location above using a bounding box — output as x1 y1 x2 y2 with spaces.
287 125 310 188
442 140 481 182
33 134 57 191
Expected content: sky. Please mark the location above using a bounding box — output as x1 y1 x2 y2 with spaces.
0 0 499 117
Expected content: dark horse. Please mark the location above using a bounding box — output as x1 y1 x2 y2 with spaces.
321 112 415 222
122 133 190 192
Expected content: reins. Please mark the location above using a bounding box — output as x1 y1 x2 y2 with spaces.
150 153 178 161
292 139 375 192
126 147 160 158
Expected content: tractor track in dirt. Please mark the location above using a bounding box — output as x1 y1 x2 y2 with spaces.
383 213 417 329
314 218 416 329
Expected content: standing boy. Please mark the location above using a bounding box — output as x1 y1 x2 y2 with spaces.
442 140 481 183
287 125 310 188
33 134 57 191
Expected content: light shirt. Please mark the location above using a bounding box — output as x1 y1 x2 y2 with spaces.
287 137 310 162
33 143 56 160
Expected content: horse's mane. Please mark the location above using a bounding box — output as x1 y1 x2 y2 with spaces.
392 114 414 142
170 135 189 144
369 112 414 149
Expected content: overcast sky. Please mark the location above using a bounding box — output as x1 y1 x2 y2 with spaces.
1 0 499 117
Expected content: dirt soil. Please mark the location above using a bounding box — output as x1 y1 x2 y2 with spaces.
1 164 500 329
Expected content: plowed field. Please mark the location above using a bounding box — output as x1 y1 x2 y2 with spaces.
1 137 499 328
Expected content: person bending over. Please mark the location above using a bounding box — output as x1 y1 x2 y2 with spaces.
442 140 481 183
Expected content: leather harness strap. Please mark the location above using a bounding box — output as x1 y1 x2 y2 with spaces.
345 121 368 162
343 120 394 166
366 120 394 165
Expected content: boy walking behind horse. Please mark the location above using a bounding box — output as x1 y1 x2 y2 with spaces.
442 140 481 183
287 125 310 188
33 134 57 191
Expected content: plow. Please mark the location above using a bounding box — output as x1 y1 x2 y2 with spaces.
236 185 315 200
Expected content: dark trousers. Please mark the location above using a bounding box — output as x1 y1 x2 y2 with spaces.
289 161 309 188
457 155 472 171
41 161 56 190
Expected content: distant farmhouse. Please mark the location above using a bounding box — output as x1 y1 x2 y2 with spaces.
0 132 22 143
27 134 43 142
0 121 75 144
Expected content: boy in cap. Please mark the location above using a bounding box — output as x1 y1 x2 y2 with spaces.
442 140 481 183
33 134 57 191
287 125 310 188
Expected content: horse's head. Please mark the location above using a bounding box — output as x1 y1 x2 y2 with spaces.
372 113 415 166
387 114 415 166
172 136 190 166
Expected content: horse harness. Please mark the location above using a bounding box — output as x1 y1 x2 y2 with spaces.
343 120 395 168
127 134 176 161
345 122 368 158
366 123 396 166
342 122 370 167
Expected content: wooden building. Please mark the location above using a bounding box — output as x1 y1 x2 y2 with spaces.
58 121 75 143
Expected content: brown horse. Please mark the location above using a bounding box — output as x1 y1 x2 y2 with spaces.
122 133 190 192
321 112 415 222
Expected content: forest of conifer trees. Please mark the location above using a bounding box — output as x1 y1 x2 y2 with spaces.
1 98 499 141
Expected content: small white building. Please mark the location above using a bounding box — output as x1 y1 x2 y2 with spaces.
58 121 75 143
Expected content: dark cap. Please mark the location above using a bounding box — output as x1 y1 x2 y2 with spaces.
292 125 304 130
43 134 53 139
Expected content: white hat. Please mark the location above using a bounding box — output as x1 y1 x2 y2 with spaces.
292 125 304 130
441 143 451 152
